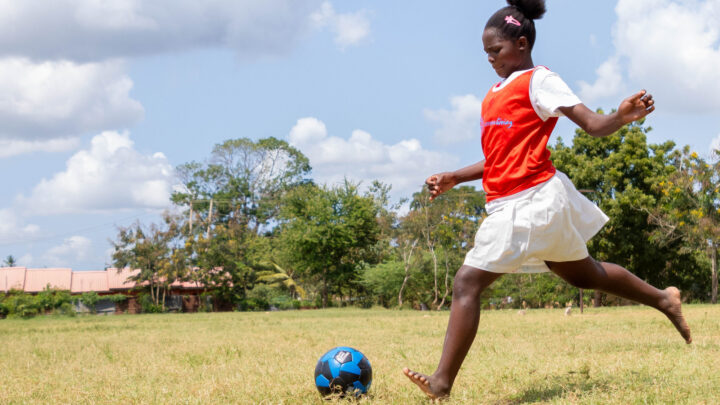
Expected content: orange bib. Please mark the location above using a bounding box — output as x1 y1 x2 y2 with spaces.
481 68 557 202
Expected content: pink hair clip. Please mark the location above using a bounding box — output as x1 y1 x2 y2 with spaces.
504 15 521 26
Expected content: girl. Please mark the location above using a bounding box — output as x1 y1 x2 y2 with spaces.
403 0 692 400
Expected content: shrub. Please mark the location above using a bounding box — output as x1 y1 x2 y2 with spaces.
138 293 164 313
77 291 101 313
2 293 40 318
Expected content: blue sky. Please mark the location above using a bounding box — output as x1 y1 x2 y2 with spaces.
1 0 719 270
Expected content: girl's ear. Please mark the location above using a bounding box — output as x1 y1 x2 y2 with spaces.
516 36 529 51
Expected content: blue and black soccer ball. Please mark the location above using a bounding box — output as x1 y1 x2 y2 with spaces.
314 346 372 397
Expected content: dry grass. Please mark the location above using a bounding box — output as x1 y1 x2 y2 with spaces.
0 304 718 404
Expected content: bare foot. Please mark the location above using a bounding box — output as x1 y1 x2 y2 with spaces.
402 368 449 400
662 287 692 344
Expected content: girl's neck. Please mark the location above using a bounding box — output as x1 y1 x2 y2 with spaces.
507 58 535 77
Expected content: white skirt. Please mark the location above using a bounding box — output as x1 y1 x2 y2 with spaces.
463 171 608 273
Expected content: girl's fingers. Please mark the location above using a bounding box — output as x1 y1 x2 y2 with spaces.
630 90 647 102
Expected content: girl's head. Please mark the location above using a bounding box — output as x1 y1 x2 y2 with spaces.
482 0 546 78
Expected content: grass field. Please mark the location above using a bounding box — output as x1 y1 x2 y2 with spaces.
1 305 719 404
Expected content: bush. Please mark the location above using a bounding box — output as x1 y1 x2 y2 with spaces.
486 273 580 309
199 292 214 312
2 293 40 318
238 297 267 311
106 294 128 303
55 302 76 317
36 287 73 313
77 291 101 313
359 260 405 308
138 293 164 313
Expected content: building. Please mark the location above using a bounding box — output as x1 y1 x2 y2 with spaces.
0 267 206 314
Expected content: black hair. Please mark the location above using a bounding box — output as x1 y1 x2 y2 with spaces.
485 0 547 49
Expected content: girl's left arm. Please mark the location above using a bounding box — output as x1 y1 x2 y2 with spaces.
558 90 655 138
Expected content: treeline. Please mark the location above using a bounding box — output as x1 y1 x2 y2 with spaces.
110 120 719 311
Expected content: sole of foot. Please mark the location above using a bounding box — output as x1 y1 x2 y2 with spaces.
664 287 692 344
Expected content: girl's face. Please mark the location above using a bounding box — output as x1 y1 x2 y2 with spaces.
482 28 530 78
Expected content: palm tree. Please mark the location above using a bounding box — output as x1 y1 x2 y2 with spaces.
3 255 16 267
255 262 306 300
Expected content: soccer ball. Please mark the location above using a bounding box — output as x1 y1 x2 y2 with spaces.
314 346 372 397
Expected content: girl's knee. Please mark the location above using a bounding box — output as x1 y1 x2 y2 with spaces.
453 266 495 297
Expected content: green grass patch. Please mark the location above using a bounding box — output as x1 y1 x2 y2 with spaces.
0 305 718 404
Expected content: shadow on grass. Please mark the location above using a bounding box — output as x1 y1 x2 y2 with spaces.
499 372 609 404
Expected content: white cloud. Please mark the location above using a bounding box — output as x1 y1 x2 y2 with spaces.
0 138 80 158
288 117 456 198
19 131 175 215
583 0 720 112
0 209 39 245
41 236 92 266
0 0 366 61
311 1 371 49
578 57 625 103
16 254 33 267
424 95 484 144
0 58 143 141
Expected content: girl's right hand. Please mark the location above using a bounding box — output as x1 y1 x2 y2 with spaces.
425 172 457 201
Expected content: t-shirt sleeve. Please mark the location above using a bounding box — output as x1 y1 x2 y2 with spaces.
530 68 582 121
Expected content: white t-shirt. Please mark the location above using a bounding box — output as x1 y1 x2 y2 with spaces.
492 67 582 121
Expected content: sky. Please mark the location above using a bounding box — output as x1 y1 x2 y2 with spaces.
1 0 719 270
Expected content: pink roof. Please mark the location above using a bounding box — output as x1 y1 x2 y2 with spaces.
106 267 140 290
24 268 72 292
0 267 208 294
171 279 203 289
71 271 110 293
1 267 27 292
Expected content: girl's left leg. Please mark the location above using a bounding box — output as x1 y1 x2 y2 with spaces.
403 265 503 399
545 256 691 343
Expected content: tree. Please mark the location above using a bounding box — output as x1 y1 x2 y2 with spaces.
403 186 486 309
549 118 706 302
278 181 381 307
111 214 188 311
3 255 16 267
647 148 720 303
172 137 311 233
188 222 271 308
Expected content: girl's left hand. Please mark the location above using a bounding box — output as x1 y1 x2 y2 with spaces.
618 90 655 123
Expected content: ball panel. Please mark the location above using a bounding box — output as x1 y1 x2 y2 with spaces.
318 359 332 380
315 374 330 388
340 361 362 375
352 380 368 393
328 358 342 379
350 350 364 364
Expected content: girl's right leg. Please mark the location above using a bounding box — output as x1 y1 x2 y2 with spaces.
403 265 503 399
545 257 692 343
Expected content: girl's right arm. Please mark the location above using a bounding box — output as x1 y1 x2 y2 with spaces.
425 160 485 201
559 90 655 137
